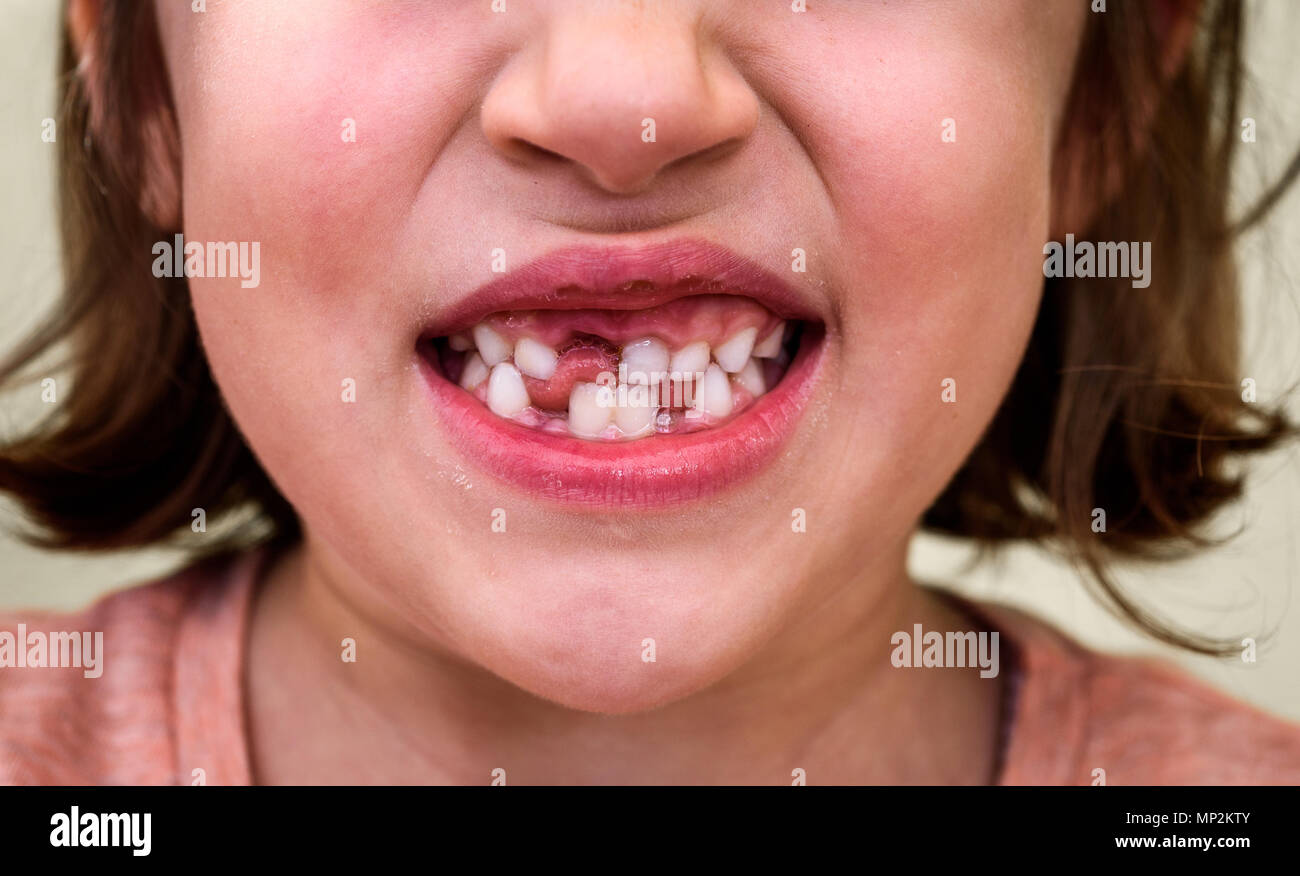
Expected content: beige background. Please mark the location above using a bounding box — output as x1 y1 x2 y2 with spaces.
2 1 1298 719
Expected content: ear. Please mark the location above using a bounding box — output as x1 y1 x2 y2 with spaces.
67 0 182 231
1050 0 1201 238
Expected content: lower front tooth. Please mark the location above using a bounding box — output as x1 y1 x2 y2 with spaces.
733 358 766 397
459 352 489 390
697 364 734 418
568 382 613 438
486 362 530 417
752 322 785 358
614 384 656 438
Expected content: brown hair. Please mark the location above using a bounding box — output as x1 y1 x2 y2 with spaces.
0 2 297 553
924 1 1300 654
1 1 1296 653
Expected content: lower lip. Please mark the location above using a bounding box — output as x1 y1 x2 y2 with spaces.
417 329 825 509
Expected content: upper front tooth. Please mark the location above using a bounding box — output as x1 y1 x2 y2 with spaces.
448 332 474 351
514 337 558 380
486 362 530 417
713 327 758 373
473 323 512 366
459 352 489 391
621 337 669 384
696 364 735 418
752 322 785 358
733 358 766 397
669 340 710 377
568 382 613 438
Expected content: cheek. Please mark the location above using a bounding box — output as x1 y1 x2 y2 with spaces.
170 9 481 484
839 70 1049 397
177 20 438 301
799 23 1054 501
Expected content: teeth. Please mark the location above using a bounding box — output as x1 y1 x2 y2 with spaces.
713 327 758 373
752 322 785 358
669 340 710 376
733 358 766 397
620 337 669 385
473 323 512 367
614 383 656 437
459 352 489 391
568 382 613 438
460 322 791 438
514 337 558 380
486 362 530 417
696 364 735 418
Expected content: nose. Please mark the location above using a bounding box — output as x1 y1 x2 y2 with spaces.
481 5 760 196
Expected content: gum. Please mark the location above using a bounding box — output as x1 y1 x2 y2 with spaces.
481 295 782 351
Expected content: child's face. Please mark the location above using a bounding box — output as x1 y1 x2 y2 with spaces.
154 1 1084 711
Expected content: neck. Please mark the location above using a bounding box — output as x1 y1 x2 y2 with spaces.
245 538 1003 785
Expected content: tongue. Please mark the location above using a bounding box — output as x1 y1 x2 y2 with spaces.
522 335 621 411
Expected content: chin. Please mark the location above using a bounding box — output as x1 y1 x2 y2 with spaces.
463 576 758 715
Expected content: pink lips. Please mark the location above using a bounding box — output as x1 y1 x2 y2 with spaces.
417 239 827 508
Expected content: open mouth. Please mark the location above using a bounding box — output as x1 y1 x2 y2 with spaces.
423 298 804 440
416 240 827 507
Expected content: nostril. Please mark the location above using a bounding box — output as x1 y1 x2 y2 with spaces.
503 138 568 166
663 136 746 174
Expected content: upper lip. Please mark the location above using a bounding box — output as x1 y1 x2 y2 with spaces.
423 238 826 338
